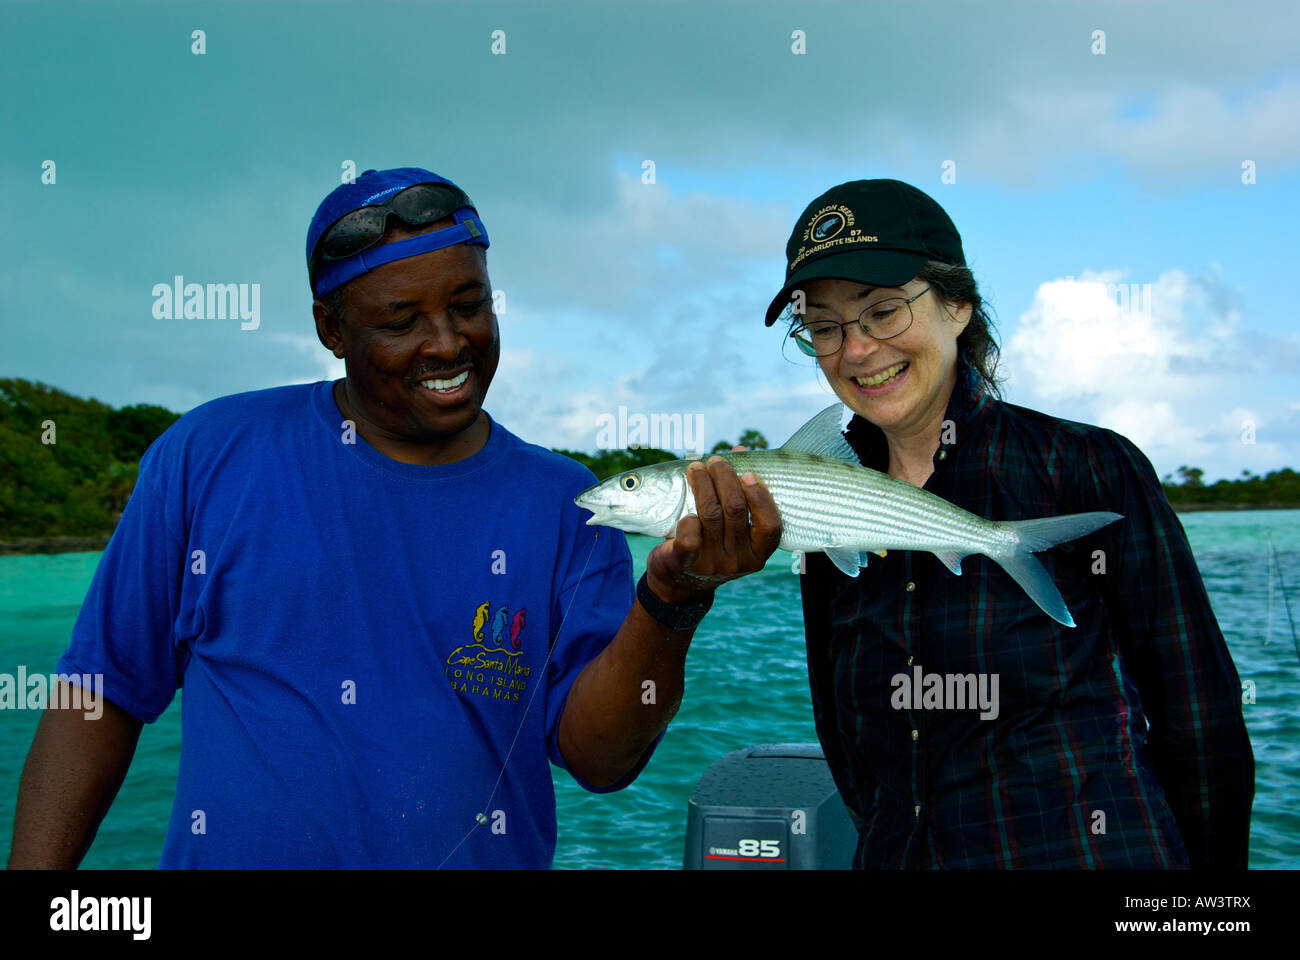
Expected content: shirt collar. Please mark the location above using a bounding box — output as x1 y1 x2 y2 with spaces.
842 352 992 472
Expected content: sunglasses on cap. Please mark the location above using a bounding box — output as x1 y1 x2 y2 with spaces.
309 182 481 280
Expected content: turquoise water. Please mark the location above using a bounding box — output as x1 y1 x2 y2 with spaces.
2 511 1297 869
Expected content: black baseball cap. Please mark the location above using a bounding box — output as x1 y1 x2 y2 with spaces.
764 179 966 326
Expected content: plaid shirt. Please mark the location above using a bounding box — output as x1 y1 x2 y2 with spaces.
800 357 1255 869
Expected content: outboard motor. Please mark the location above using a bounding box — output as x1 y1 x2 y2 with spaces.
682 743 858 869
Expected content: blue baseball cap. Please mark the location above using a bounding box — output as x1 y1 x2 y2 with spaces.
306 167 489 299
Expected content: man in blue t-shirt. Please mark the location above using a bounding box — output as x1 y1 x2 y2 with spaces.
9 168 782 869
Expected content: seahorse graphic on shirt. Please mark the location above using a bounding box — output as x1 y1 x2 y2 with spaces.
491 605 509 646
510 608 526 651
471 601 490 643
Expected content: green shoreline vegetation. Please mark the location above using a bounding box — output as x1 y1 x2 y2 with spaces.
2 378 1297 554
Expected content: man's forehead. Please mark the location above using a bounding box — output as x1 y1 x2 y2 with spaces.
375 277 486 317
345 245 486 312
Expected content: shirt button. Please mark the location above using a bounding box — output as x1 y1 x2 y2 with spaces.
911 729 919 741
914 804 921 817
937 449 947 460
905 582 916 592
906 655 914 666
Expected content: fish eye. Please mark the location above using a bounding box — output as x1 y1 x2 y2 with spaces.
620 474 641 491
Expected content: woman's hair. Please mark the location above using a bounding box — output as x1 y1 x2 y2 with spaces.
916 259 1004 399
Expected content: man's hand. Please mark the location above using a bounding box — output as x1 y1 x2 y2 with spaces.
643 456 782 606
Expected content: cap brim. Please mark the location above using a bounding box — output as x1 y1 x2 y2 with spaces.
763 249 929 326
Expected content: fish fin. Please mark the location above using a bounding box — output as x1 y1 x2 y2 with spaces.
934 551 965 576
985 511 1121 627
824 545 864 577
1003 512 1123 551
988 550 1074 627
780 403 857 462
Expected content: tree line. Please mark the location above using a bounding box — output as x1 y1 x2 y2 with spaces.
1161 464 1300 510
0 379 179 538
1 378 1296 540
554 428 771 481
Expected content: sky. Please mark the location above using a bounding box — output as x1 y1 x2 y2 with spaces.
2 0 1297 482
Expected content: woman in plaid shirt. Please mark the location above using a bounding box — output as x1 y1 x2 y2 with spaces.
763 179 1254 869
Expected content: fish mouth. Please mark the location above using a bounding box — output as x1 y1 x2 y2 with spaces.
580 508 609 526
573 492 609 526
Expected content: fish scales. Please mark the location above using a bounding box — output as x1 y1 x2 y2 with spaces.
706 451 996 555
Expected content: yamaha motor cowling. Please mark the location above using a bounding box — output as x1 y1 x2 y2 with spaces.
683 743 858 869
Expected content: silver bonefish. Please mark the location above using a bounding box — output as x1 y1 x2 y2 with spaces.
574 403 1121 627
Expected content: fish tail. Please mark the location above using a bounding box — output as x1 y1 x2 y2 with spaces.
1002 511 1122 552
989 511 1122 628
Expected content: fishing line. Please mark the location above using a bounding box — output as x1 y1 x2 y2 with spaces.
1266 538 1275 645
436 527 603 869
1268 533 1299 663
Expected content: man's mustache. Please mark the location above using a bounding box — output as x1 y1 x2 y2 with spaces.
409 353 475 381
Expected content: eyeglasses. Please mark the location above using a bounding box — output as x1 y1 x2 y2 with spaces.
784 284 936 359
309 182 479 282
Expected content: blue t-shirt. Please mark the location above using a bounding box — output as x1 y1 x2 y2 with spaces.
59 380 644 868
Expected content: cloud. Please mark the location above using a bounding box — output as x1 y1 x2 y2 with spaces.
486 331 837 456
959 80 1300 185
1096 80 1300 178
480 173 828 451
1003 267 1299 479
488 172 790 321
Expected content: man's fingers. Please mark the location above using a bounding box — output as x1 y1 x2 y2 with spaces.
741 473 783 558
649 517 700 578
688 460 724 558
672 515 702 557
708 456 752 562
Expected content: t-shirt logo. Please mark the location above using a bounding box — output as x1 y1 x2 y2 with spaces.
445 600 530 704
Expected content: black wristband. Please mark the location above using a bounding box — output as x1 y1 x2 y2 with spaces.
636 573 713 631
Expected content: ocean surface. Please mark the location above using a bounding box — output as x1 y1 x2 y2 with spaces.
1 510 1297 869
